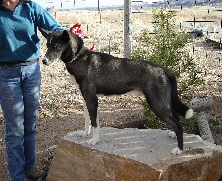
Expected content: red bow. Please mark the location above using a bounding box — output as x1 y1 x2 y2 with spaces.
70 23 94 51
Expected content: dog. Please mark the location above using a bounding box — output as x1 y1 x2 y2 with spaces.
42 30 193 155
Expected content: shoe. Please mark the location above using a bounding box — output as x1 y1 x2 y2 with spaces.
26 169 47 179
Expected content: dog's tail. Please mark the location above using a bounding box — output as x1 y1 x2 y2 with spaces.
165 69 193 119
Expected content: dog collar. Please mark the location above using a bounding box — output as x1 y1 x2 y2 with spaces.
67 44 84 63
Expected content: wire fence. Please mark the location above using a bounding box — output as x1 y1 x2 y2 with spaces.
53 1 222 94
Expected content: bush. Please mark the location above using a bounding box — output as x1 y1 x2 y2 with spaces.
132 9 202 132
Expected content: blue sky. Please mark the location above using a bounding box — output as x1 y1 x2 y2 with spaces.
33 0 161 9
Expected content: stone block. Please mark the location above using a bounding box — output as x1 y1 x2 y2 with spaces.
47 128 222 181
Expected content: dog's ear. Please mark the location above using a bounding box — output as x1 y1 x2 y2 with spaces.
39 28 52 38
61 30 70 42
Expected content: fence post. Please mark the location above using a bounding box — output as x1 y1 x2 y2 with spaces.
124 0 132 58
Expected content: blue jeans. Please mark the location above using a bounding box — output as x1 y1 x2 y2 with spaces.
0 62 41 181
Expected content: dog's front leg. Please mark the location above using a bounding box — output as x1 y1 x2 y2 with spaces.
69 74 92 138
82 92 100 145
81 99 100 145
87 111 100 145
82 98 92 138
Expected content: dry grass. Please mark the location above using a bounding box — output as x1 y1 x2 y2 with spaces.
0 6 222 180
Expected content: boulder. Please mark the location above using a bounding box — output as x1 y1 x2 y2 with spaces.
47 128 222 181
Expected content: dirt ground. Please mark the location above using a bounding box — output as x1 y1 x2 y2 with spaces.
0 54 221 181
0 8 222 181
0 76 146 180
0 77 221 181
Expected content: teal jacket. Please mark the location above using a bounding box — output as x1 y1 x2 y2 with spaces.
0 0 64 62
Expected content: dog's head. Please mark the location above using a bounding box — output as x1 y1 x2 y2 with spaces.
42 30 83 65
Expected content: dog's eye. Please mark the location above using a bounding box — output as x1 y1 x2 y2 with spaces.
53 45 58 49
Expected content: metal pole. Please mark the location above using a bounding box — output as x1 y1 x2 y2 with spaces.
124 0 132 58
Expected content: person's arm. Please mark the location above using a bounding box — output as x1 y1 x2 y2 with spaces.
30 1 66 38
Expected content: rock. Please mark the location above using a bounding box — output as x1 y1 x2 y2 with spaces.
47 128 222 181
198 111 214 143
188 96 214 112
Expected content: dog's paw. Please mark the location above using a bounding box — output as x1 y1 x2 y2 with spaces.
171 147 183 155
87 137 99 145
80 131 89 138
169 131 177 138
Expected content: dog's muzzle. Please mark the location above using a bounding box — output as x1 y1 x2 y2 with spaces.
42 57 50 65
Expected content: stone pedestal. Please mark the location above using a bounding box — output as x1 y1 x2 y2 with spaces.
47 128 222 181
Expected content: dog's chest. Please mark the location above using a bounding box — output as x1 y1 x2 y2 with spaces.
69 74 80 90
69 74 105 97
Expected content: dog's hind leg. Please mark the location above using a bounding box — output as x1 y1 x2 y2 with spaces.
159 113 183 154
155 108 183 154
168 110 184 155
145 92 184 154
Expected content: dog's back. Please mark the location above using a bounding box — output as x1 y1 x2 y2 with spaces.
69 50 170 97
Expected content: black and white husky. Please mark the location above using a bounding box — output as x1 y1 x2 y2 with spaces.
43 30 193 155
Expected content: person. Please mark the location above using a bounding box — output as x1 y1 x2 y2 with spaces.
0 0 65 180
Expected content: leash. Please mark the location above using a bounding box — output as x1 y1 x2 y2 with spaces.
70 23 94 51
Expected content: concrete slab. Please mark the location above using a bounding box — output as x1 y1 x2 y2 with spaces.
48 128 222 181
63 127 222 166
